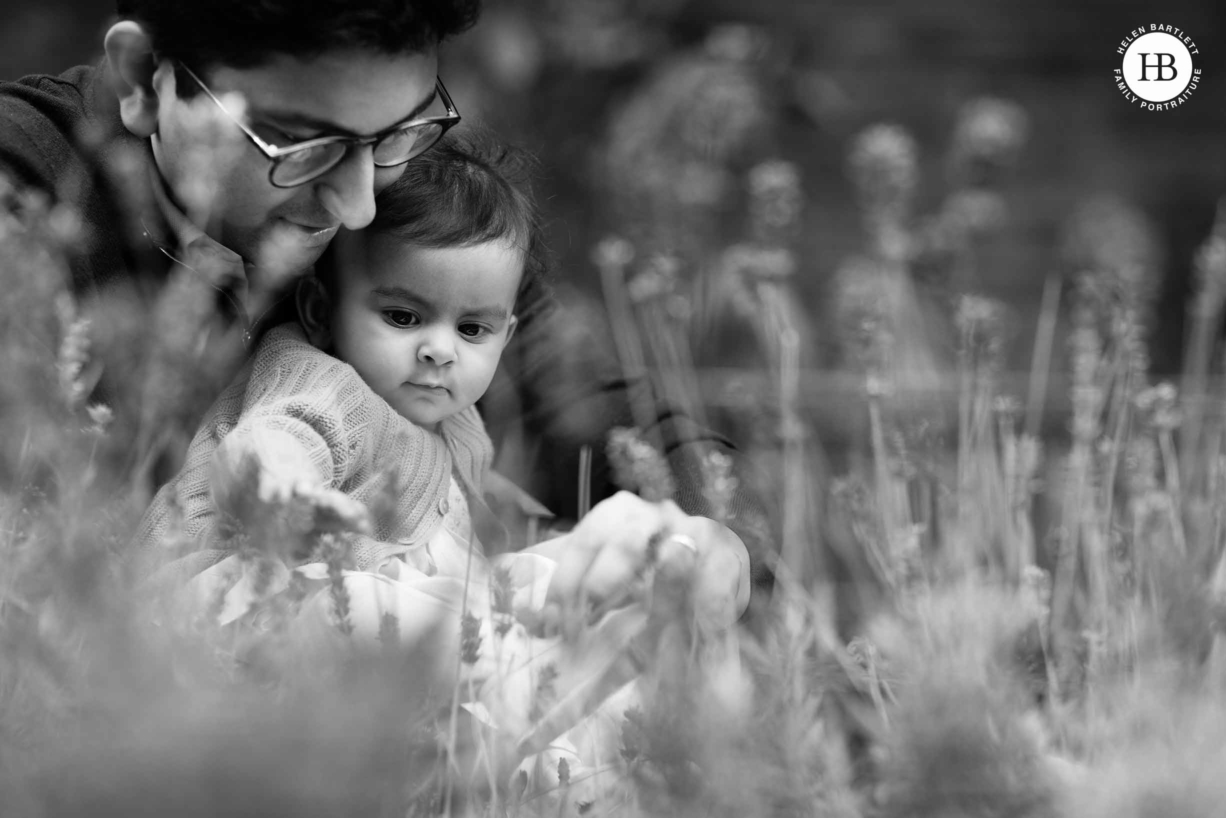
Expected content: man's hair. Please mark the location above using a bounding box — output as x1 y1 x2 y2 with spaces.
323 127 549 316
116 0 480 81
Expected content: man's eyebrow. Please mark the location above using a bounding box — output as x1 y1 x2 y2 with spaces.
256 86 439 137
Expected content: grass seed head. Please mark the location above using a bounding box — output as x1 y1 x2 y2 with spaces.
606 426 676 502
951 97 1030 172
849 124 919 223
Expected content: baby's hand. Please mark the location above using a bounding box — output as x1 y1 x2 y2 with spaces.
211 428 373 542
212 428 316 510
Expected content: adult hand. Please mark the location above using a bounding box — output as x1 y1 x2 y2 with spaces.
539 491 750 639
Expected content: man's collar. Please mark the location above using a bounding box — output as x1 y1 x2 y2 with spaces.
146 156 256 298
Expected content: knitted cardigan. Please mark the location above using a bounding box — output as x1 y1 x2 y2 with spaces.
137 323 494 575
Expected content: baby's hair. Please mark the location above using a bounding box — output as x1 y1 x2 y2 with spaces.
319 127 548 317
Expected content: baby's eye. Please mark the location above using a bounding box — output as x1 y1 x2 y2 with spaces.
382 309 419 328
458 323 490 339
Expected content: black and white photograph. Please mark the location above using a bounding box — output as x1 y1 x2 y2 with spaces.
1 1 1224 815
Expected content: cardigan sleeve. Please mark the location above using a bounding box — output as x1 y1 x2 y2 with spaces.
214 328 369 498
145 327 371 553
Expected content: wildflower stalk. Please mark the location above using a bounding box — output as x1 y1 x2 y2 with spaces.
745 159 815 579
699 449 737 526
54 294 92 412
1182 199 1226 497
594 237 659 441
577 444 592 520
956 324 973 547
631 254 707 427
1205 538 1226 686
1000 415 1039 583
1157 426 1187 555
325 539 353 637
442 506 482 818
954 295 1009 577
1093 351 1134 595
866 377 897 566
1051 315 1102 668
1025 273 1061 440
778 324 809 582
1209 432 1226 563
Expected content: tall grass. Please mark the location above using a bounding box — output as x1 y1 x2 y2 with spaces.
4 88 1226 817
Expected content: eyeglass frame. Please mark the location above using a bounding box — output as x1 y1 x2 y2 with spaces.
176 62 461 188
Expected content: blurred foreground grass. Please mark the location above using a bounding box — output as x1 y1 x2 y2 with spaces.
4 88 1226 818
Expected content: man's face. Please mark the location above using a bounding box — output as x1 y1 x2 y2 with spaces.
151 48 439 278
329 234 522 429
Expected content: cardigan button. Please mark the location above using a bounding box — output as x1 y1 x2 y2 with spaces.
439 497 450 515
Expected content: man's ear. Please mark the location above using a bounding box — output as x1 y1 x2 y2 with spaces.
104 21 162 137
505 314 519 343
296 277 334 349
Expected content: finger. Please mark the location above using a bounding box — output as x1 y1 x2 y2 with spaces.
568 501 691 615
555 530 646 642
677 520 747 630
693 546 742 631
654 532 700 573
540 529 604 624
543 492 655 610
647 534 701 624
572 527 658 611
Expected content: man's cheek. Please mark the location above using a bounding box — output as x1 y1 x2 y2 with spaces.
232 185 305 230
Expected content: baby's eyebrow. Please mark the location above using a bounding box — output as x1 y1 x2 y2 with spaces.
371 285 420 300
462 306 509 321
370 287 508 320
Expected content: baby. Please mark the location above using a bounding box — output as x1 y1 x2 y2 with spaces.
138 128 543 577
137 130 640 806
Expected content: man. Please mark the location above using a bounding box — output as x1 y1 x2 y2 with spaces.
0 0 762 627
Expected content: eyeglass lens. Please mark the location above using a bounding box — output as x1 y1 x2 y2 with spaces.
269 122 447 187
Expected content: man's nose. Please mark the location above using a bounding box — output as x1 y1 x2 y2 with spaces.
417 327 457 366
316 144 377 230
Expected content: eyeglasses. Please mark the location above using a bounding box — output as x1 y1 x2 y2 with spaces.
178 63 461 188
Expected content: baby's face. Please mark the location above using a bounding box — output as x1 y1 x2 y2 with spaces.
329 235 521 429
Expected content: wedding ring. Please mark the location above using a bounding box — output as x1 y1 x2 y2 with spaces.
664 534 698 555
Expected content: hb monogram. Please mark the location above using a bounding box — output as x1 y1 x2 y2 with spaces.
1137 53 1179 81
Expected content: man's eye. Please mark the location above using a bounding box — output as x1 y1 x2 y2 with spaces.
458 323 489 339
253 124 314 147
383 310 418 328
278 143 335 167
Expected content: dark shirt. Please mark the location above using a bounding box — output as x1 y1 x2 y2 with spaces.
0 63 162 298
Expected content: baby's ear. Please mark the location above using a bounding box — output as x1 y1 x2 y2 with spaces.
296 277 333 349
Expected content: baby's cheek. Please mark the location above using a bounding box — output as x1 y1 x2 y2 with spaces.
470 356 503 397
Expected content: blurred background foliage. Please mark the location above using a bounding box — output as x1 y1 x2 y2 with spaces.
6 0 1224 378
